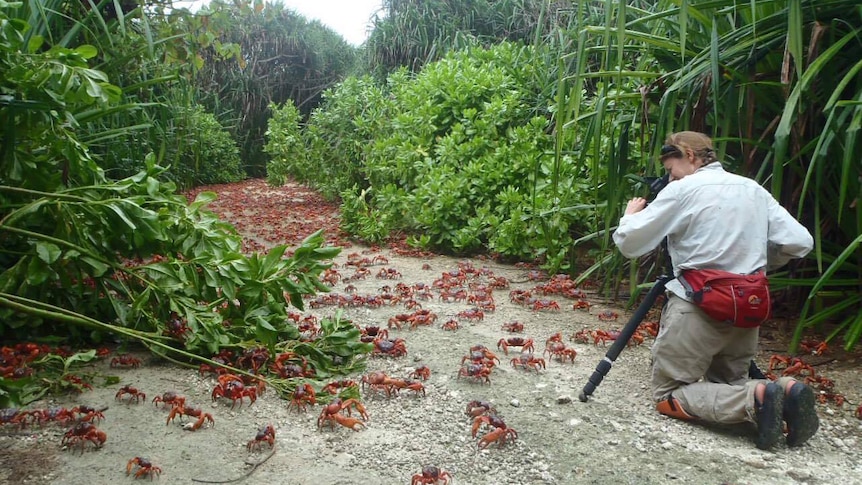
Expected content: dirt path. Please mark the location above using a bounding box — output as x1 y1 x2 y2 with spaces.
2 180 860 485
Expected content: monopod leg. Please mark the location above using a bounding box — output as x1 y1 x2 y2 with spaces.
578 276 671 402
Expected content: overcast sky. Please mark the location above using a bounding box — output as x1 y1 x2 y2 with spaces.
175 0 384 46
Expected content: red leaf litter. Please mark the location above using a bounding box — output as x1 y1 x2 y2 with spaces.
184 179 353 253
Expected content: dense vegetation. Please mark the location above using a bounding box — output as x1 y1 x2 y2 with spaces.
0 0 365 405
2 0 861 407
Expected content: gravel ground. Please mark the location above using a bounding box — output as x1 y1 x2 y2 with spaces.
2 247 861 485
3 179 860 485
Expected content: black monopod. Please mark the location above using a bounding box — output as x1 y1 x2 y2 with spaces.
578 275 671 402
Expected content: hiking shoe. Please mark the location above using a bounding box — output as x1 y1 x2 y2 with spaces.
784 382 819 447
754 382 784 450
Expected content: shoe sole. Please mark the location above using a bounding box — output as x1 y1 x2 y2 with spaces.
785 383 819 447
755 382 784 450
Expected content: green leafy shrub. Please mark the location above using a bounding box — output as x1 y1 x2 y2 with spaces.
282 42 595 269
302 76 393 199
0 10 367 404
173 105 245 186
358 43 588 263
264 100 305 186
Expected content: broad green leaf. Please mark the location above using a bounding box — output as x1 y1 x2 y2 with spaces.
26 258 51 285
81 256 109 277
36 242 61 264
75 45 98 59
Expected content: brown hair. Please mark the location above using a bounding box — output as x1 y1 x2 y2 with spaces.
661 131 718 166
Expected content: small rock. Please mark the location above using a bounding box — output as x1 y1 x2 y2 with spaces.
661 441 673 450
787 469 814 482
510 398 521 407
557 396 572 405
832 437 845 448
608 439 620 446
825 408 835 416
413 354 423 362
568 418 581 427
741 458 768 469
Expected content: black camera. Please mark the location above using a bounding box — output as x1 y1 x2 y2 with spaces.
645 173 670 197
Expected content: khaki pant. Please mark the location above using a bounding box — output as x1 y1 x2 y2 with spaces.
651 295 769 424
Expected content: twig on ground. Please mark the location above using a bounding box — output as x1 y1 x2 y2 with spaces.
191 446 276 484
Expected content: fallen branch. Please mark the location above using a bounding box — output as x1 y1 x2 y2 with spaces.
191 446 276 484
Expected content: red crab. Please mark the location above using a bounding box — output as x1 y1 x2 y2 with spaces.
406 309 437 328
166 405 214 431
591 330 617 346
0 408 32 428
110 354 141 368
376 267 402 279
531 299 560 311
211 374 257 409
152 391 186 409
237 347 270 373
472 414 518 449
501 322 524 333
39 407 77 425
199 351 233 376
457 308 484 321
371 338 407 358
320 268 341 285
544 342 577 363
573 299 591 310
465 400 497 417
457 364 492 384
403 299 423 310
460 348 500 371
69 405 105 423
287 383 317 412
164 314 190 340
61 422 107 453
497 337 535 355
387 313 411 330
412 465 452 485
441 320 460 331
597 310 619 321
360 370 393 396
511 354 546 372
247 424 276 451
271 352 314 379
317 398 368 431
115 385 146 404
385 378 426 397
411 365 431 381
126 457 162 479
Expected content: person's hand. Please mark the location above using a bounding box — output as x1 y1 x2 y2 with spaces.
624 197 647 215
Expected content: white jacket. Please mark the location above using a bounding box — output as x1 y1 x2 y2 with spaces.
612 163 814 299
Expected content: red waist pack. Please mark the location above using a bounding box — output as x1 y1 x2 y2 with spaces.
677 269 771 328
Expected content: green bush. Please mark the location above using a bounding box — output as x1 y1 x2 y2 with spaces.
289 41 593 270
360 43 586 262
174 105 245 186
264 101 306 186
303 76 393 199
